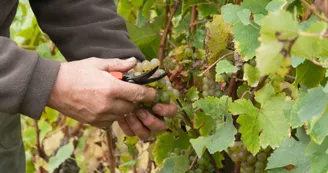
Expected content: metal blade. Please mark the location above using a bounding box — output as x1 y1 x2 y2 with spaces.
135 72 168 85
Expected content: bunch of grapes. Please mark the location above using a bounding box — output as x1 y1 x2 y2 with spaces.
167 148 215 173
228 141 273 173
128 58 180 104
201 76 223 98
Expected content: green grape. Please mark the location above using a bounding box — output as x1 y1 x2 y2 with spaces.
244 166 255 173
256 152 267 162
254 169 264 173
128 69 135 74
202 91 209 97
202 77 210 84
150 58 160 68
134 62 143 72
157 79 167 88
174 148 180 154
197 158 206 166
184 47 193 57
180 149 186 155
233 141 243 149
192 52 198 59
241 161 247 167
188 170 195 173
194 168 203 173
246 155 256 165
147 81 158 87
215 91 223 97
238 151 247 161
141 60 152 71
169 89 180 99
165 86 173 93
202 84 209 91
255 161 264 169
209 89 215 96
160 92 170 104
231 152 239 162
221 73 229 81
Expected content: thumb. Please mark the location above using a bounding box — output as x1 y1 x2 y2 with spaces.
102 57 137 72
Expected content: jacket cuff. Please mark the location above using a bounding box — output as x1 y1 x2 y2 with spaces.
20 57 60 119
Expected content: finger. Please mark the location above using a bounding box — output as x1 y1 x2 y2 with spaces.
152 100 177 118
110 99 136 115
135 109 166 132
99 57 137 72
114 82 157 103
125 113 151 140
117 118 135 136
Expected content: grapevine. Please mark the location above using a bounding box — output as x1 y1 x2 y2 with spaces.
13 0 328 173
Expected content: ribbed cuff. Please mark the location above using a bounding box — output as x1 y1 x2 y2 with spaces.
20 57 61 119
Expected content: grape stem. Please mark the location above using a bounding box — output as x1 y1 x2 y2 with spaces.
189 156 198 170
199 52 234 77
158 0 181 64
176 99 220 173
250 76 268 104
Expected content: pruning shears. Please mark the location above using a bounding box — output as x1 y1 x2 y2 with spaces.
109 66 168 85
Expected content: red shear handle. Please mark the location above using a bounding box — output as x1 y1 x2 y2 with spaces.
109 72 123 80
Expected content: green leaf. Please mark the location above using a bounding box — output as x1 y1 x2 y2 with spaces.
237 113 261 154
291 55 305 67
243 64 260 87
265 0 287 12
158 156 189 173
117 0 134 21
153 131 190 165
241 0 271 14
267 138 311 173
254 84 276 104
193 96 232 119
205 15 231 61
294 60 326 88
232 21 260 61
142 0 155 18
259 93 290 148
48 143 74 172
131 0 143 7
198 4 218 18
190 119 237 157
307 113 328 144
185 86 199 102
254 14 265 25
38 120 52 142
215 60 238 76
290 89 307 128
297 87 328 122
292 21 328 60
310 153 328 173
221 4 244 24
229 99 258 116
237 9 251 25
194 111 215 136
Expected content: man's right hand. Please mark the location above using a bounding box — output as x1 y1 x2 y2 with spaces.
47 57 157 129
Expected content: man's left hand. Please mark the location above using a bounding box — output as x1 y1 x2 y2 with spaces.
117 100 177 140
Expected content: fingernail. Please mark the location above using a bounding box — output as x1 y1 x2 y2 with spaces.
127 114 136 123
154 105 161 113
127 57 136 62
137 111 147 120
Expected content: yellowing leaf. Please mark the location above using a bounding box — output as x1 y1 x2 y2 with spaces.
205 15 232 62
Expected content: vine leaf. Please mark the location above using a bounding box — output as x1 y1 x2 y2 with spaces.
294 60 326 88
48 142 74 172
241 0 271 14
243 64 260 87
292 21 328 60
152 131 190 165
256 10 298 76
221 4 244 24
215 60 238 79
185 86 199 102
229 84 290 153
305 137 328 173
265 0 287 12
297 87 328 122
267 138 310 173
193 96 232 120
237 9 251 25
205 15 232 62
194 111 215 136
158 155 189 173
190 118 236 157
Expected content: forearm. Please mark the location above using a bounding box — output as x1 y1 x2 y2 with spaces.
29 0 144 62
0 37 60 119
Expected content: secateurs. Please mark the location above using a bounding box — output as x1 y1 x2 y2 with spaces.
110 66 168 85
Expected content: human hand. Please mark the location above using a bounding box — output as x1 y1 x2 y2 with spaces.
47 57 157 129
117 100 177 140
